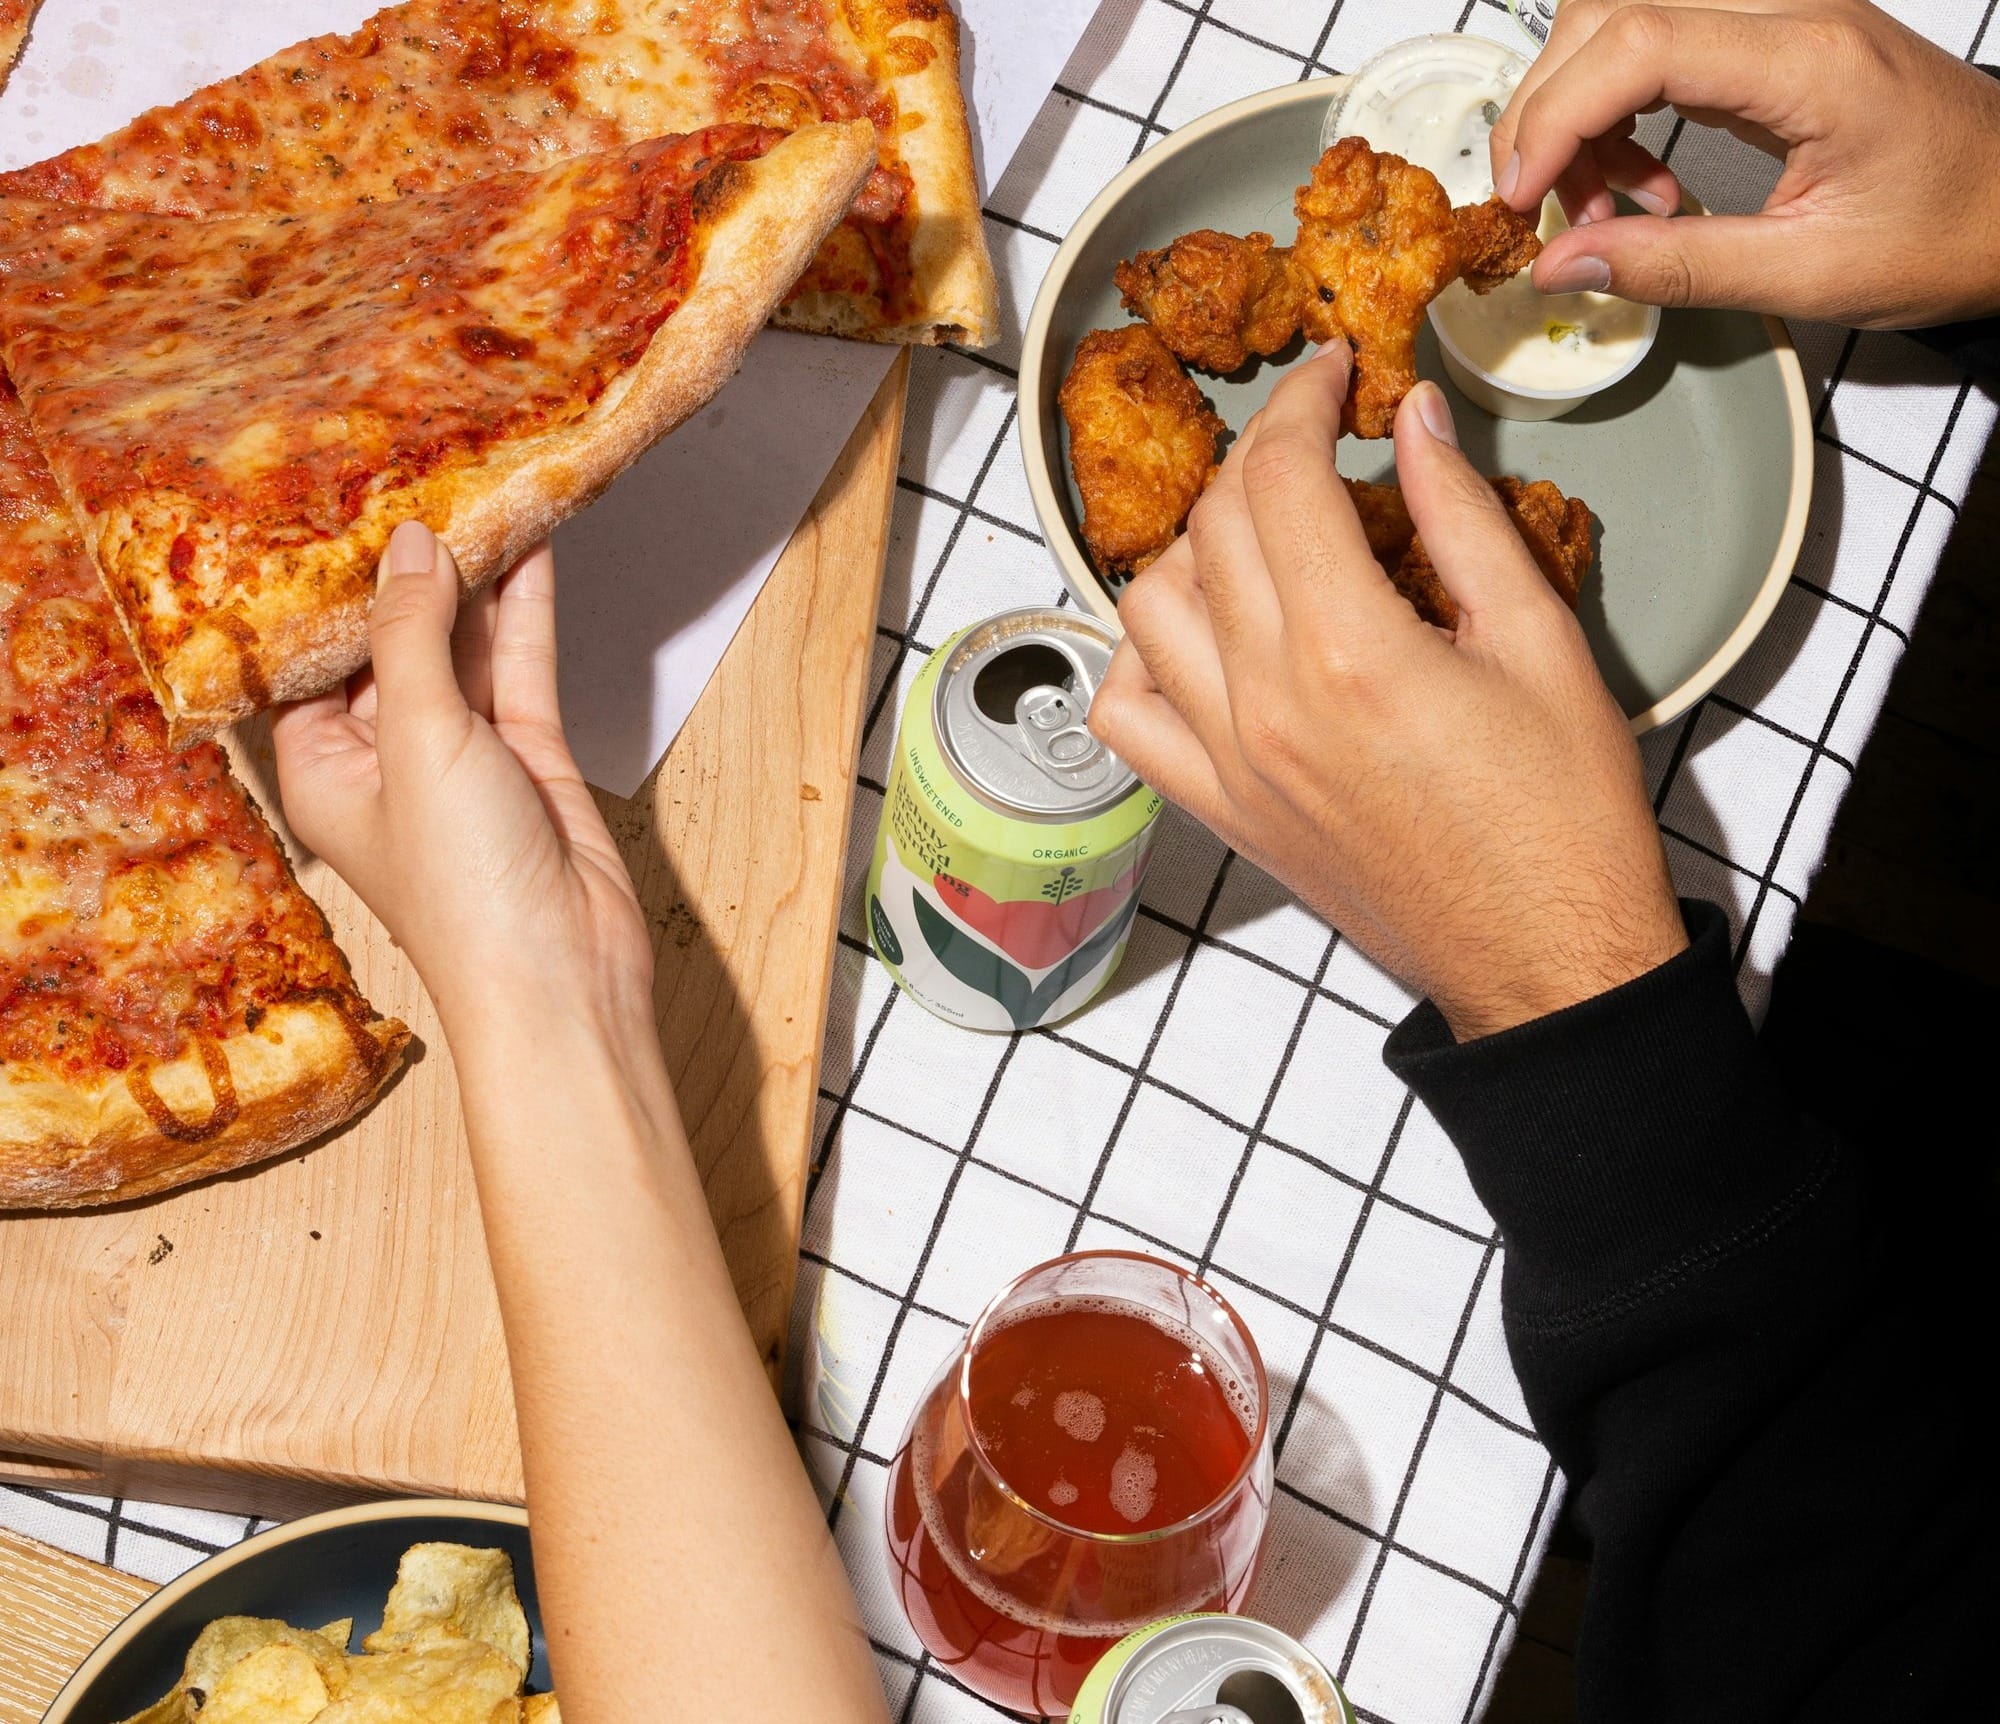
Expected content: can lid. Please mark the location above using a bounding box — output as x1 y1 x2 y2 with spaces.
933 608 1137 820
1103 1618 1352 1724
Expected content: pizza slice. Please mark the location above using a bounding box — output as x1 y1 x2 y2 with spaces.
0 119 875 742
0 0 39 94
0 0 996 347
0 379 409 1209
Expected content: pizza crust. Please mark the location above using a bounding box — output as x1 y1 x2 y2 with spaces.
0 0 38 95
770 0 996 347
0 998 409 1209
90 119 876 745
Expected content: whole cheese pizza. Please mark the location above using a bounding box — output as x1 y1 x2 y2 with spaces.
0 0 997 348
0 120 876 739
0 379 409 1208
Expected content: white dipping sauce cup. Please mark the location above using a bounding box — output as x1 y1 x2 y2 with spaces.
1324 32 1661 422
1432 289 1662 421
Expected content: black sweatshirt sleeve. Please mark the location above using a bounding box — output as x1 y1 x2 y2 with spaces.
1908 318 2000 388
1382 902 1989 1723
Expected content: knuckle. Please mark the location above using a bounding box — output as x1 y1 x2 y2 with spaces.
1115 575 1164 639
1807 15 1891 80
1085 682 1128 743
1232 697 1299 778
1185 487 1223 544
1642 239 1700 306
368 585 434 635
1604 4 1673 62
1240 428 1319 499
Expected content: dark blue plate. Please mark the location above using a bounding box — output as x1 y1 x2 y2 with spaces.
46 1500 543 1723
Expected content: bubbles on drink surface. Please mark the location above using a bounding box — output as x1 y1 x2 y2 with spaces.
964 1295 1256 1534
1053 1389 1107 1443
1108 1442 1158 1524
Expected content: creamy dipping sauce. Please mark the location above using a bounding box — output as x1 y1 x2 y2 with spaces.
1432 206 1656 392
1356 82 1507 206
1323 33 1529 206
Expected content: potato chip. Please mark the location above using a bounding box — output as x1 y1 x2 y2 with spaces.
181 1615 351 1699
114 1541 537 1724
363 1544 530 1681
314 1638 523 1723
199 1642 330 1723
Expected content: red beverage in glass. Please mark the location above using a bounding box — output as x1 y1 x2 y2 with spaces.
884 1252 1272 1715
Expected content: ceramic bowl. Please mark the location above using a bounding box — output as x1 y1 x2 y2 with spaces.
1018 76 1812 733
43 1499 542 1724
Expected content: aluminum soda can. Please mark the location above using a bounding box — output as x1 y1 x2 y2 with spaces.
866 607 1161 1031
1508 0 1559 46
1068 1615 1356 1724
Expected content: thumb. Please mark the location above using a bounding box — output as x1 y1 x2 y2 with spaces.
1532 211 1790 313
1392 384 1551 628
368 520 469 733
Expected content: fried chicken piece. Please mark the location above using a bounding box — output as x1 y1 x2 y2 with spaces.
1344 476 1418 568
1292 138 1462 439
1453 195 1545 296
1347 475 1595 629
1492 476 1595 608
1113 230 1311 375
1059 325 1226 576
1113 146 1543 438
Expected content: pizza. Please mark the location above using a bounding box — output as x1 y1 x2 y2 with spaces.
0 0 38 94
0 378 410 1208
0 0 997 348
0 119 875 740
0 2 954 1207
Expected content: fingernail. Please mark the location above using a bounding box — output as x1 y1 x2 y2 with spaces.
1414 382 1457 448
1541 254 1612 295
386 520 436 578
1495 151 1521 203
1629 186 1672 217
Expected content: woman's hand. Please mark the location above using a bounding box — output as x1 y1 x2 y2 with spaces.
1089 344 1686 1042
1490 0 2000 327
272 521 651 1031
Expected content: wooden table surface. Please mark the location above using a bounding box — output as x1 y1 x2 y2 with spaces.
0 1531 153 1724
0 352 909 1517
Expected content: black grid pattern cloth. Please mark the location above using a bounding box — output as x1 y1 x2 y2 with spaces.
4 5 1995 1724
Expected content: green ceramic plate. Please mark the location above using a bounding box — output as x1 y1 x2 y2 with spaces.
1019 77 1812 732
44 1500 544 1724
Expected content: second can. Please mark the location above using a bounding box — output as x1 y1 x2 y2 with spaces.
867 608 1161 1032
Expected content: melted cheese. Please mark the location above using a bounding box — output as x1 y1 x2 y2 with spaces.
0 382 362 1074
0 129 769 573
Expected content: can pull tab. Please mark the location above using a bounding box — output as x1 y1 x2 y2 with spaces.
1158 1710 1256 1724
1012 678 1107 786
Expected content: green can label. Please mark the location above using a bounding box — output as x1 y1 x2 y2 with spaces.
866 619 1161 1033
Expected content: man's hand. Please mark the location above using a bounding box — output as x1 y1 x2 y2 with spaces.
272 522 652 1032
1089 344 1686 1041
1490 0 2000 328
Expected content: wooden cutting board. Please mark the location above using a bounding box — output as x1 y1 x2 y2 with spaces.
0 352 908 1517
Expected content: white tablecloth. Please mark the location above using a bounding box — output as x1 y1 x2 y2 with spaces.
6 4 1994 1723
